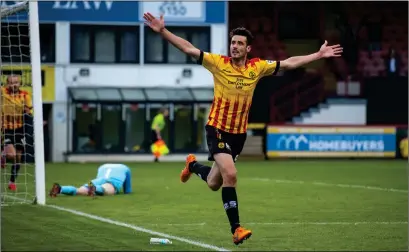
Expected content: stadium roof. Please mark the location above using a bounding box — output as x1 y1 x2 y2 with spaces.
68 87 214 103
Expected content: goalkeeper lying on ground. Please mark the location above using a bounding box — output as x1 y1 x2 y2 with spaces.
49 163 132 197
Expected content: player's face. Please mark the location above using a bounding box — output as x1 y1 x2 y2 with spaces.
7 76 21 93
163 109 169 117
230 35 251 60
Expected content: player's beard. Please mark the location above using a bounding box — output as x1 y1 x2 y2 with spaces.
231 53 247 64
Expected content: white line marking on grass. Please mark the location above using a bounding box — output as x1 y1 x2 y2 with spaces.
2 195 230 252
46 204 230 252
251 178 408 193
147 223 207 226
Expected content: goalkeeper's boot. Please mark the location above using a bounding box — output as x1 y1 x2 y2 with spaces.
49 183 61 197
180 154 196 183
232 226 252 245
87 181 96 197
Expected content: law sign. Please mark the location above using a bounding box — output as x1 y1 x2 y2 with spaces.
2 0 225 24
139 1 205 22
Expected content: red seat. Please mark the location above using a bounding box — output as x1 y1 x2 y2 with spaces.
251 50 262 58
372 51 383 59
260 17 273 33
363 63 380 77
275 50 288 61
401 51 408 64
374 59 385 76
248 18 260 33
359 51 369 58
358 53 372 69
264 53 275 60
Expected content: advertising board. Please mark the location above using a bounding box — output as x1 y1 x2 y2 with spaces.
266 126 396 158
2 1 226 24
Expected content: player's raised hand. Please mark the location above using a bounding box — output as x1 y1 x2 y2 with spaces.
319 40 343 58
143 12 165 33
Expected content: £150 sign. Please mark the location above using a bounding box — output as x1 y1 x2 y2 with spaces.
139 1 205 22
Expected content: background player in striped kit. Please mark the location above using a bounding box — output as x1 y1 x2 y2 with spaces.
1 75 33 191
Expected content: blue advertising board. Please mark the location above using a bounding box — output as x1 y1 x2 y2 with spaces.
266 126 396 158
1 1 226 24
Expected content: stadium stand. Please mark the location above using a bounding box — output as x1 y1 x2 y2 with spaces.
229 2 408 78
228 1 407 125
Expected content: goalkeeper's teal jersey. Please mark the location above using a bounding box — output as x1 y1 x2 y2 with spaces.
95 164 132 194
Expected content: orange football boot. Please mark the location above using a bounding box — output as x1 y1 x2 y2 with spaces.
180 154 196 183
233 226 252 245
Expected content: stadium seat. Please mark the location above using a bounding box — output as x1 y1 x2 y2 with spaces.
260 17 273 33
249 18 261 33
372 51 383 59
228 1 407 78
401 51 408 64
265 33 278 43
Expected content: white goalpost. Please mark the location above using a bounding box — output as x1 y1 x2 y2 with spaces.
1 1 46 205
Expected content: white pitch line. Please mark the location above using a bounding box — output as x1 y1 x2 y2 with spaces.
46 205 230 252
2 196 230 252
251 178 408 193
146 223 207 226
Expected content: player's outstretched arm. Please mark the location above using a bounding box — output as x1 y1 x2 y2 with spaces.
280 40 343 71
143 12 201 60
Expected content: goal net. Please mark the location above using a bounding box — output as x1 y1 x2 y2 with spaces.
1 1 45 206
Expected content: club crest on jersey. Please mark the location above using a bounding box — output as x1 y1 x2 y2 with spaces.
249 71 256 80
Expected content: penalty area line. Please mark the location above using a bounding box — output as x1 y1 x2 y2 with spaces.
2 195 230 252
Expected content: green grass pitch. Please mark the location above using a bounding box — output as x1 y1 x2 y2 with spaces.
1 160 407 251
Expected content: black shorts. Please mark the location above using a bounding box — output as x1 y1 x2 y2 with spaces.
151 129 159 144
205 125 247 162
3 127 26 150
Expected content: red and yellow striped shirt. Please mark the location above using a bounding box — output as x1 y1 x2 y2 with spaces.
1 87 33 130
198 51 280 134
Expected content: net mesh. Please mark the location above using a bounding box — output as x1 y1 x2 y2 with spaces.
1 1 36 206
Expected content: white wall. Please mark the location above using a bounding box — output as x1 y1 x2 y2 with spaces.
61 65 213 87
51 22 227 162
297 102 367 125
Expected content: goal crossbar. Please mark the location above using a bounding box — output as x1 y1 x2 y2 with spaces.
0 1 28 17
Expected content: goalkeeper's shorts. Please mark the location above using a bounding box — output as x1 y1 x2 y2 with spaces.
83 177 122 194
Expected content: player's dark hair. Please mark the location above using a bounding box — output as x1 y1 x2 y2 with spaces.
229 27 254 46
